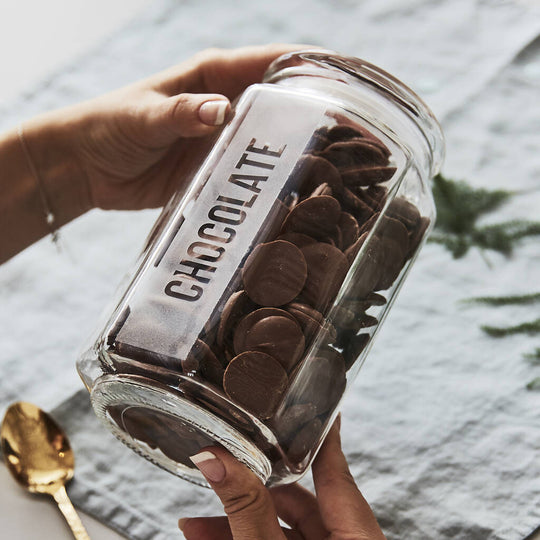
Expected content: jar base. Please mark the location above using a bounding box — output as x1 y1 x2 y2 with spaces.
91 374 272 487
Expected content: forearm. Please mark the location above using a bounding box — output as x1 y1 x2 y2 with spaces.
0 111 91 263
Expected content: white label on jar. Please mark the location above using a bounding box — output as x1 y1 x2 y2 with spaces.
116 89 326 366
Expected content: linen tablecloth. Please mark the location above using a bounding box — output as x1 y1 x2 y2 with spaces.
1 1 539 538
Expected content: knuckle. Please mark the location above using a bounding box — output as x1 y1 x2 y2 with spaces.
319 468 358 491
194 47 226 64
167 94 192 124
222 484 270 518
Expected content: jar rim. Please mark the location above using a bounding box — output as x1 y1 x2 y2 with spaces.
264 50 444 176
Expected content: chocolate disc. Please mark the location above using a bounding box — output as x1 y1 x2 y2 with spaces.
322 140 388 170
242 315 305 372
273 402 318 442
309 126 331 152
281 195 341 240
242 240 307 307
386 197 421 232
363 185 388 212
358 313 378 328
331 305 358 330
287 417 322 464
276 232 317 248
374 216 409 290
341 332 370 370
217 290 254 349
327 114 392 157
193 341 224 387
224 351 288 419
234 307 298 354
377 215 410 249
287 302 325 324
305 354 346 414
375 236 407 291
346 235 384 298
344 231 368 264
338 212 360 250
295 154 343 197
406 216 430 259
340 187 373 223
300 242 350 311
326 124 365 142
357 212 380 238
310 182 333 198
341 165 396 187
342 292 387 312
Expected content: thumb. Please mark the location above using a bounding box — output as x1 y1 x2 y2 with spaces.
144 92 230 145
190 448 286 540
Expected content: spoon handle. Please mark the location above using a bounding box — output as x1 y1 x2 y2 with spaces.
52 485 91 540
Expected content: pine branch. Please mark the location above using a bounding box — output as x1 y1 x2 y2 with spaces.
526 377 540 391
523 348 540 365
432 174 512 235
429 174 540 259
462 292 540 307
481 318 540 337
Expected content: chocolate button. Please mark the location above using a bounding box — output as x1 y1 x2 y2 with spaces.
345 235 384 298
341 332 371 370
300 243 350 311
386 197 421 232
338 212 360 250
295 154 343 197
307 354 346 414
242 240 307 307
273 402 318 442
242 315 305 372
276 232 317 248
234 307 298 354
340 187 373 223
287 417 322 463
357 212 380 238
224 351 288 419
281 195 341 240
344 231 368 264
322 140 388 170
406 216 430 259
192 339 224 387
374 216 410 290
326 124 365 142
341 165 396 187
217 290 255 349
310 182 333 198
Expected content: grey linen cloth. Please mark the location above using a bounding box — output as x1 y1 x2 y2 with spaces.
1 1 540 538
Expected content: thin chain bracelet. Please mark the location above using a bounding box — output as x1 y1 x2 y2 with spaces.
17 123 60 245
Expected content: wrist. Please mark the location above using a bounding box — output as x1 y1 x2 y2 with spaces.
0 109 93 262
23 108 94 224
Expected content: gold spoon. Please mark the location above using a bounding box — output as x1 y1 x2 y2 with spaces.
1 401 90 539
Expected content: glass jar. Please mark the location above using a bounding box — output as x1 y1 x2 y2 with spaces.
77 50 444 487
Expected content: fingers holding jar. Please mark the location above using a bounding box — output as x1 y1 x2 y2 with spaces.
179 417 387 540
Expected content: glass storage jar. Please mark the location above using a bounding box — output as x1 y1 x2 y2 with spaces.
77 50 444 487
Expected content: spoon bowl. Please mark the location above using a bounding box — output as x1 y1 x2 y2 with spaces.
1 402 90 539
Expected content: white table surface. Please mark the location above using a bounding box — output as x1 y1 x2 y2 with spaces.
1 465 126 540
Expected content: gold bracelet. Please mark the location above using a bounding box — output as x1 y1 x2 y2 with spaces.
17 123 60 245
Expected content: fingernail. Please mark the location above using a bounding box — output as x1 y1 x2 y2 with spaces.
178 517 189 531
190 450 226 482
199 100 229 126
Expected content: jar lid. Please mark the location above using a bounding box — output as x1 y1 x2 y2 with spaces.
264 50 444 177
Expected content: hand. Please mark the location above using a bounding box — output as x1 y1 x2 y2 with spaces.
1 44 307 262
63 43 307 211
180 417 387 539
